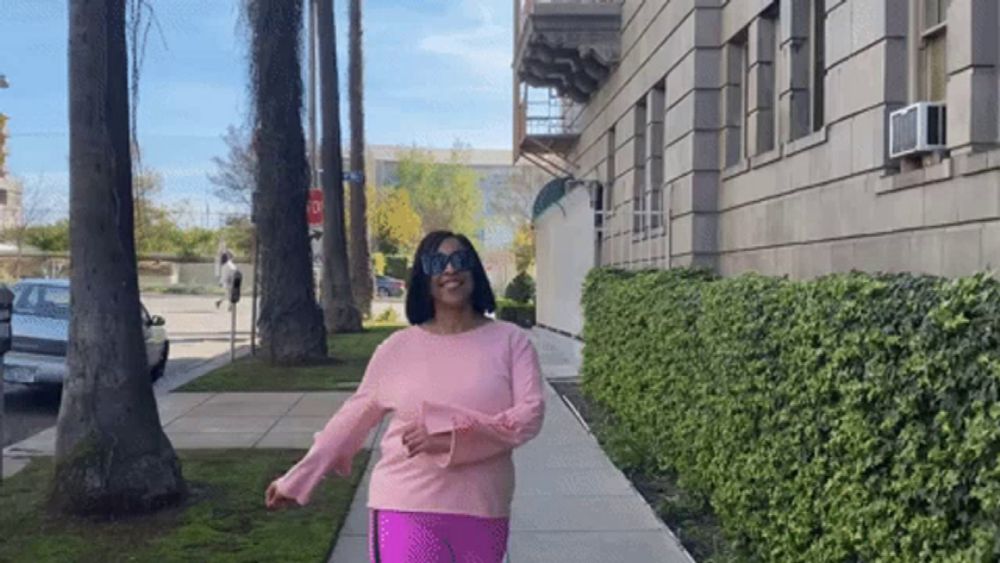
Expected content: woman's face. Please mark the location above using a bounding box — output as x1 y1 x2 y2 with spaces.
429 237 475 309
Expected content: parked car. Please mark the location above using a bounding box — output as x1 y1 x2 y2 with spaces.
375 275 406 298
2 279 170 387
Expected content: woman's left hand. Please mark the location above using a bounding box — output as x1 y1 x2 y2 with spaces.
401 420 452 457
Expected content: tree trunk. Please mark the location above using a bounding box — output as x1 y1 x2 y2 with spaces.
348 0 372 317
249 0 328 364
317 0 362 333
53 0 185 516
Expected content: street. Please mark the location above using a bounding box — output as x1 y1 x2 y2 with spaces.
2 293 255 448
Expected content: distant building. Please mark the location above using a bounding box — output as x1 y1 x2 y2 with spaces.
0 111 23 234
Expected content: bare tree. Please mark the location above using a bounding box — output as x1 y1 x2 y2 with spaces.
208 124 255 211
348 0 372 316
247 0 328 363
53 0 185 516
317 0 362 332
1 176 51 278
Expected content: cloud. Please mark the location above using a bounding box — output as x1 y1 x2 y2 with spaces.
417 2 511 89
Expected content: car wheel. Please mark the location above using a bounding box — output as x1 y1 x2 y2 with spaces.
151 341 170 382
377 288 390 297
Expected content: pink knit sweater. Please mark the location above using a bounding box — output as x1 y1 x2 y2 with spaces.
274 321 546 518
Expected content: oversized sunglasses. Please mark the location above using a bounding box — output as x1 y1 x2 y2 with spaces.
421 249 477 276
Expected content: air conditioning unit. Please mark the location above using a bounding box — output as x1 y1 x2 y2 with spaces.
889 102 947 159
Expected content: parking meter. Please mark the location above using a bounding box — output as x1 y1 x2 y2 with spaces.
229 271 243 304
0 285 14 482
229 271 242 361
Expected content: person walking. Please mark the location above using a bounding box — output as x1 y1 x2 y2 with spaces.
265 230 546 562
215 251 239 311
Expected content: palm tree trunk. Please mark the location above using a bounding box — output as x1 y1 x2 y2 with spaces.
317 0 362 333
249 0 328 363
348 0 372 317
53 0 185 516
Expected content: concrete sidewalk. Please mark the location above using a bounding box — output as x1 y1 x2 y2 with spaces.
328 329 694 563
2 390 378 479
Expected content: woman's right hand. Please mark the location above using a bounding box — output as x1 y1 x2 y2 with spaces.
265 480 298 511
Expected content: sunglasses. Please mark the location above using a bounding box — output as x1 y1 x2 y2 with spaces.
421 249 477 276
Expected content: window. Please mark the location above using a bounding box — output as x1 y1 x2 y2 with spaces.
648 84 665 232
811 0 826 131
724 31 749 167
632 99 647 234
919 0 949 102
604 126 615 212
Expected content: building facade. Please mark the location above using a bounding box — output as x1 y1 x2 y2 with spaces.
517 0 1000 336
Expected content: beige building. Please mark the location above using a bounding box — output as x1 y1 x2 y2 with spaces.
0 109 23 233
516 0 1000 337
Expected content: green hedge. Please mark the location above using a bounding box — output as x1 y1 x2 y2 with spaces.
497 298 535 328
384 255 409 281
582 268 1000 562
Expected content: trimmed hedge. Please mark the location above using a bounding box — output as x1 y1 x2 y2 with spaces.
497 298 535 328
582 268 1000 562
384 255 409 281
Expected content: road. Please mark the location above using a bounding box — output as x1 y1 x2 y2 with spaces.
1 294 255 448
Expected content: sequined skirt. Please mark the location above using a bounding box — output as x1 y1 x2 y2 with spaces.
368 508 510 562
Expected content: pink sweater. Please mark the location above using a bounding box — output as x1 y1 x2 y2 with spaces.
274 321 546 518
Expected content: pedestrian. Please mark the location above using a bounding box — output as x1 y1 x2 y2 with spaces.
265 230 546 562
215 251 238 311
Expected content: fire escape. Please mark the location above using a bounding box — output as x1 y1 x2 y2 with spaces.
513 0 622 177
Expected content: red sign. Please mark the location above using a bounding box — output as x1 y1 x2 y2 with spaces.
307 188 323 227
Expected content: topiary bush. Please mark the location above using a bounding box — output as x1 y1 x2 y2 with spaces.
504 271 535 304
581 267 1000 562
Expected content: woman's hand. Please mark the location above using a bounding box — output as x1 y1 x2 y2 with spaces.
265 480 298 511
400 420 452 458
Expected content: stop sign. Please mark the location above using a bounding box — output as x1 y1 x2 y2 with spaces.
307 188 323 227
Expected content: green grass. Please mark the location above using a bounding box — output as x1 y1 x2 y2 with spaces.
178 324 404 392
0 449 370 563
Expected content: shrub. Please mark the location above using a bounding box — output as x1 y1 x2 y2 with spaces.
384 255 409 281
372 252 387 276
374 306 400 324
504 271 535 304
582 268 1000 562
496 298 535 328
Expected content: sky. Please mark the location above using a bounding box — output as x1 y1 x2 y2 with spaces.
0 0 515 226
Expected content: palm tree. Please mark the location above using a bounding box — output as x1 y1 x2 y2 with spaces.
317 0 362 332
348 0 372 317
52 0 185 516
248 0 328 363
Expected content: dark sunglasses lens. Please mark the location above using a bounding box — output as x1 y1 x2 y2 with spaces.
450 251 474 272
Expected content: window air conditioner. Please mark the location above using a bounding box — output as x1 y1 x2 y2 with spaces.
889 102 947 159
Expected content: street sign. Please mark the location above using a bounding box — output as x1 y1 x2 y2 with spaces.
307 188 323 227
343 171 365 184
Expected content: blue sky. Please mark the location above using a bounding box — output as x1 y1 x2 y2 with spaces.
0 0 514 224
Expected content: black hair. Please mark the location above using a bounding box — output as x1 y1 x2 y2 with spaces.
405 231 497 325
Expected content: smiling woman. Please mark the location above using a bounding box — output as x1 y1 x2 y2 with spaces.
266 230 545 563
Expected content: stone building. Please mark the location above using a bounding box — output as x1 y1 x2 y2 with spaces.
517 0 1000 337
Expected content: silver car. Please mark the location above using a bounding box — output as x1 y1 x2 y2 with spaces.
2 279 170 387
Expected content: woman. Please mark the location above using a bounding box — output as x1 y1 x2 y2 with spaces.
265 231 546 562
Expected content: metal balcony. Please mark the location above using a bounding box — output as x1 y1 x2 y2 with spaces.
514 0 622 104
515 86 580 157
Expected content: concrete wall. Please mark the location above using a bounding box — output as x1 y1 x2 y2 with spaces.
535 185 594 336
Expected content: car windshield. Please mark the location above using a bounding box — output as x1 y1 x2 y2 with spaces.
14 284 71 320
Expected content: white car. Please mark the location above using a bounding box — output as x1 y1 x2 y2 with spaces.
2 279 170 387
